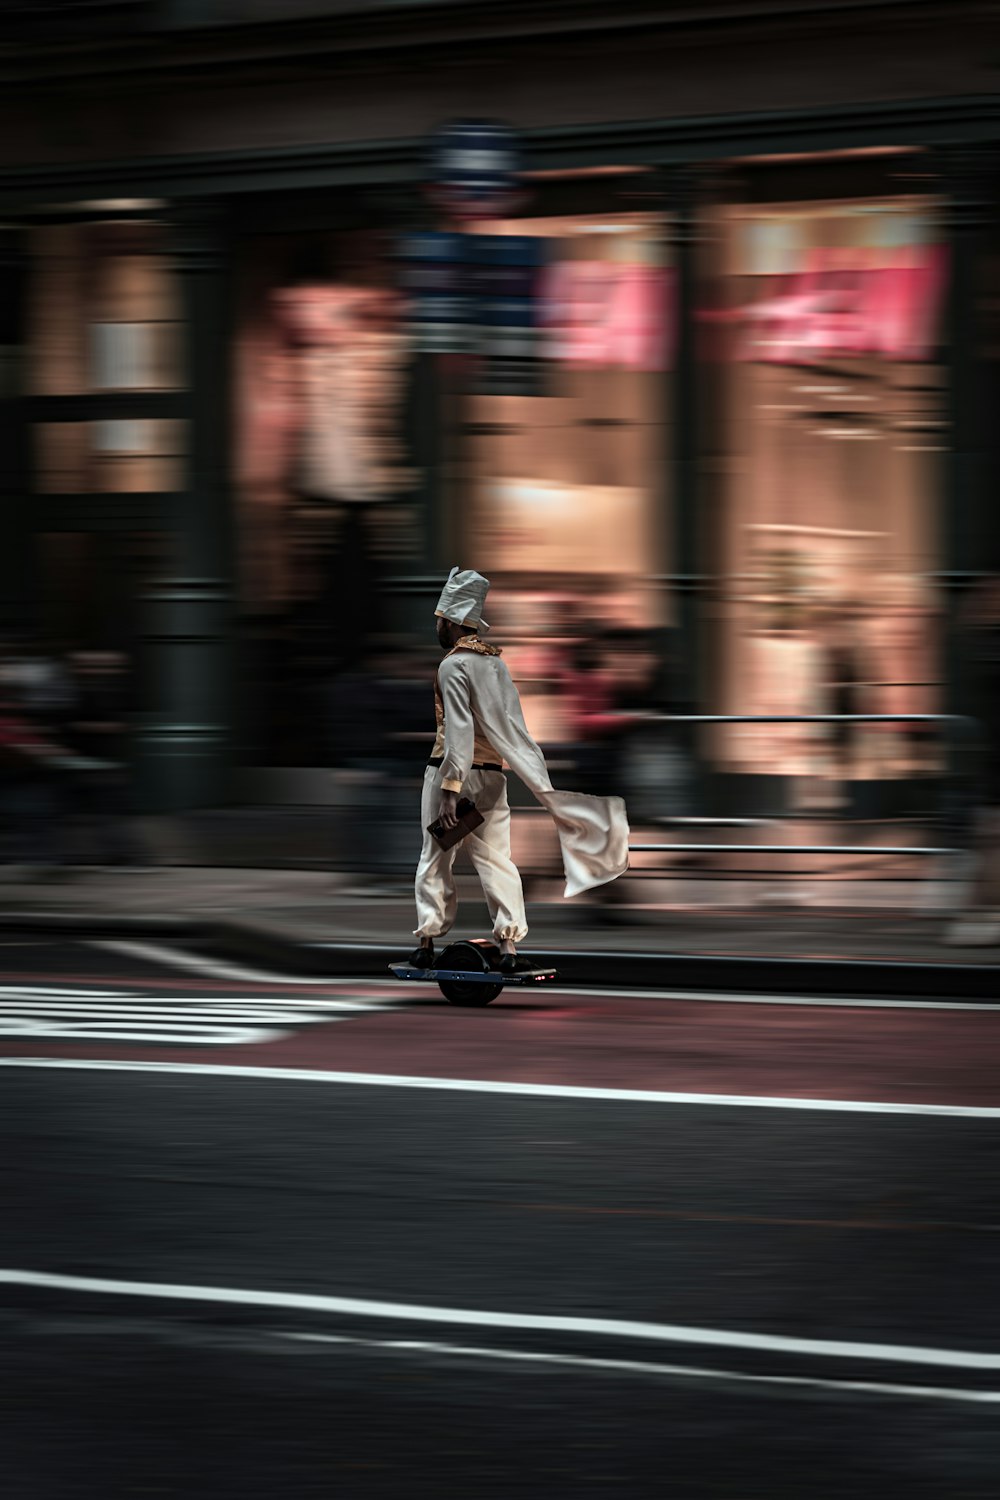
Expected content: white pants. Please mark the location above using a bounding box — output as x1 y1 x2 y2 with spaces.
413 765 528 943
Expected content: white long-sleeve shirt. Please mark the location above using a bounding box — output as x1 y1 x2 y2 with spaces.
435 649 507 792
434 642 630 898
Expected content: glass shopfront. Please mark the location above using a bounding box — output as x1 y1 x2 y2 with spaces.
30 218 184 496
231 177 674 764
233 220 421 765
226 161 951 800
18 163 954 806
25 215 182 658
448 169 949 806
704 188 948 805
459 204 672 744
7 130 988 830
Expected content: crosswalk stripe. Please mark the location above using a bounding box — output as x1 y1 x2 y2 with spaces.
0 1010 331 1024
0 1001 369 1018
0 989 392 1011
0 983 397 1044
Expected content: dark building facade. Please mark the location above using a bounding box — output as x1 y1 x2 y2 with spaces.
2 0 1000 811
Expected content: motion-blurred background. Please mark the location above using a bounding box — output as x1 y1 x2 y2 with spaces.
1 0 999 919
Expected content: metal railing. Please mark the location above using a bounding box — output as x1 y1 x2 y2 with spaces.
626 714 979 867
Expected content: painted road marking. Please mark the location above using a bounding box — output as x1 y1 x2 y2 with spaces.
279 1331 1000 1406
545 985 1000 1012
2 1267 999 1376
0 1022 280 1045
0 986 130 999
93 940 359 987
0 993 384 1013
1 1056 997 1117
0 986 394 1045
93 940 1000 1012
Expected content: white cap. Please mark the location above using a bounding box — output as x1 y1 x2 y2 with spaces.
434 566 490 632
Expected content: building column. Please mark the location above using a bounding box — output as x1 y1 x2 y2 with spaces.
389 188 459 637
937 146 997 722
662 164 706 715
389 346 450 635
0 227 33 635
139 201 234 811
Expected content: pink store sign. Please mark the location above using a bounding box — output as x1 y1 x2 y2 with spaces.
538 262 676 371
738 245 948 364
534 245 946 370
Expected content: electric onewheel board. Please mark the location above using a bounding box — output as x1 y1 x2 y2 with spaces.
390 938 558 1006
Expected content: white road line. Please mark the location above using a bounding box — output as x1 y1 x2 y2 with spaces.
91 943 1000 1012
0 982 398 1044
280 1331 1000 1406
545 985 1000 1012
0 1001 371 1019
2 1266 999 1374
0 1056 996 1118
0 986 128 999
0 991 391 1012
0 1021 303 1043
0 1026 280 1045
83 939 1000 1012
92 940 362 987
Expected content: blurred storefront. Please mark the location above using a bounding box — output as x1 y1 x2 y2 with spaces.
706 177 951 813
1 3 999 812
226 170 675 774
458 206 671 747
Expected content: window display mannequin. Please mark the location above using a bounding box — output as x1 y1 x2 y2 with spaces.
273 281 411 671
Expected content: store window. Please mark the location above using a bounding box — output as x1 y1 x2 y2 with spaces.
234 225 419 765
232 192 672 765
709 194 947 798
20 214 184 676
460 209 672 743
29 219 184 493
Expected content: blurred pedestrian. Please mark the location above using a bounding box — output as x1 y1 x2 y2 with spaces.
324 636 435 888
274 282 412 676
569 627 668 923
943 577 1000 945
0 669 75 876
560 632 619 796
612 628 695 827
64 650 145 866
0 634 75 738
868 574 941 779
816 601 869 800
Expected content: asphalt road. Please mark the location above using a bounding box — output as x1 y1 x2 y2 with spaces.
1 937 999 1498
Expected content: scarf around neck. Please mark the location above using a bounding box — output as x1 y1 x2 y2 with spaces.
449 635 502 658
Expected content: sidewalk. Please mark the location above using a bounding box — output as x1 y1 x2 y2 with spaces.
1 864 997 998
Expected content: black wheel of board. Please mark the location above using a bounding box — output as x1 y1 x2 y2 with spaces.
436 940 504 1006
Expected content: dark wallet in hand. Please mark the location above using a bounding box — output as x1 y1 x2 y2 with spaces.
427 797 485 850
